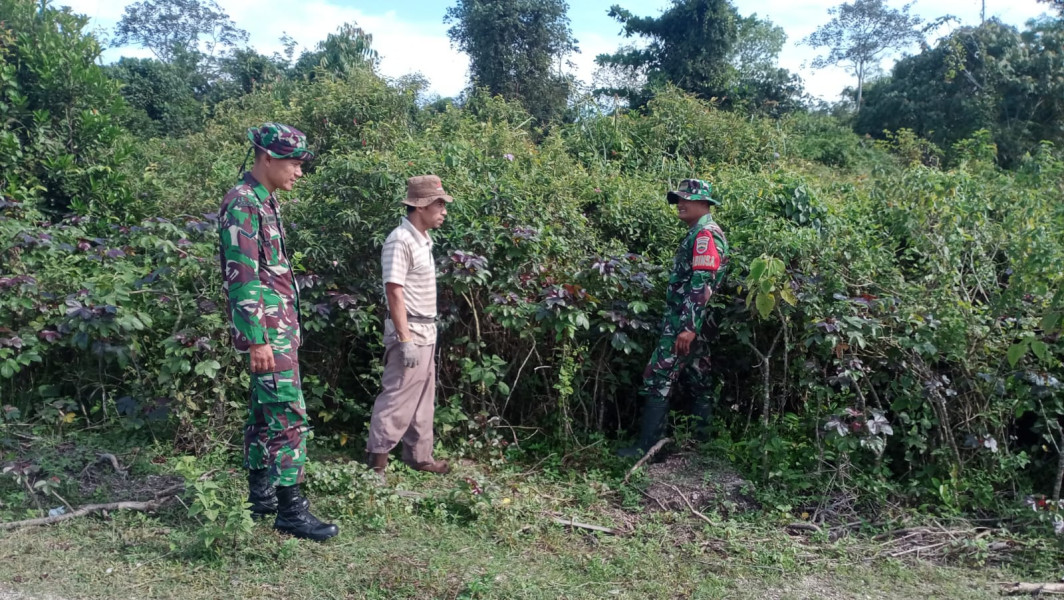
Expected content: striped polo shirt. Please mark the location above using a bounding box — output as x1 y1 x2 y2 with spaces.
381 217 437 346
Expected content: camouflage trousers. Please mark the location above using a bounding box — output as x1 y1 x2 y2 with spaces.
244 352 309 487
640 332 713 412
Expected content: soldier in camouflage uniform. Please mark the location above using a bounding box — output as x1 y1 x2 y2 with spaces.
218 123 338 541
618 179 729 458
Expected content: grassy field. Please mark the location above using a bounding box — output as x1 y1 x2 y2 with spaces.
0 436 1054 599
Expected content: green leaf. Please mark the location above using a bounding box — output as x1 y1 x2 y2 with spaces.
779 288 798 306
194 360 221 378
1041 312 1061 333
747 258 766 282
496 381 510 396
1031 340 1049 362
766 257 785 277
1006 342 1027 367
755 292 775 320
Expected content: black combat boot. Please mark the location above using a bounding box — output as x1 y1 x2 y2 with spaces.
274 484 339 542
691 398 714 443
247 469 277 518
247 469 307 518
617 400 670 458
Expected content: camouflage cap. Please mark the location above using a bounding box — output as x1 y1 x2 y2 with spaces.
246 123 315 161
667 179 719 206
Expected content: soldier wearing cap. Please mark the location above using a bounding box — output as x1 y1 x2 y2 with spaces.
366 175 454 479
218 123 338 541
618 179 730 458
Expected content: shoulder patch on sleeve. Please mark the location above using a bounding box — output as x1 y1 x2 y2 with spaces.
692 229 720 272
232 193 261 209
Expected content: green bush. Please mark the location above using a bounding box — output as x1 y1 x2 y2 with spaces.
2 1 1063 518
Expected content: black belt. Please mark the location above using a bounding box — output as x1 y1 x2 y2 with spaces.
389 313 437 324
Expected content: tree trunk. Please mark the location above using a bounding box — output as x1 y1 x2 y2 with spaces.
1053 424 1064 504
856 63 864 114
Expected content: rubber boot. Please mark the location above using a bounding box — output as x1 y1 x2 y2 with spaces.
691 398 714 443
617 399 669 458
273 484 339 542
247 469 307 518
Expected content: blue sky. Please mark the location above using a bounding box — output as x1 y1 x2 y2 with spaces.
62 0 1054 101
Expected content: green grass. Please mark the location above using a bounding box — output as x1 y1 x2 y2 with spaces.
0 511 1009 599
0 437 1047 599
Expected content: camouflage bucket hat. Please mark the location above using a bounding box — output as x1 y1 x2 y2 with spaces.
403 175 454 207
247 123 315 161
667 179 719 206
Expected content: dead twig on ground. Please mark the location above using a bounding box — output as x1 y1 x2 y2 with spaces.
638 488 669 511
78 452 128 478
0 484 183 530
785 522 823 535
1000 582 1064 596
623 438 671 484
664 483 714 527
197 469 220 482
548 515 619 536
889 540 951 558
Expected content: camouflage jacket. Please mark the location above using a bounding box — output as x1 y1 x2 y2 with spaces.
218 172 301 356
663 213 729 336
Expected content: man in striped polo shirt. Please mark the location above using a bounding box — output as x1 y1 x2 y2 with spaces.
366 175 453 479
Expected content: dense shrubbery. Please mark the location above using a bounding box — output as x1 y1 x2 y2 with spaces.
2 0 1063 520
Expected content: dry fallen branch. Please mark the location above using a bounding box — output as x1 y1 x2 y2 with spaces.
623 437 671 484
549 515 619 536
786 522 823 535
78 452 128 478
0 484 183 530
1001 582 1064 596
664 483 714 527
889 540 951 558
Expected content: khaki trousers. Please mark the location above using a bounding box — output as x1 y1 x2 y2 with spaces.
366 342 437 464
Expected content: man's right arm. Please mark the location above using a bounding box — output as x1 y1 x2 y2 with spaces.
220 198 273 371
385 283 411 341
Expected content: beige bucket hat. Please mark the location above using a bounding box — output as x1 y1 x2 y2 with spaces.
402 174 454 207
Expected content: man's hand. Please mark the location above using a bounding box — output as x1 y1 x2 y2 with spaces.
249 343 275 373
673 331 696 356
399 341 419 368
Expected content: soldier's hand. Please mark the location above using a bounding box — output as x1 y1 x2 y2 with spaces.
399 341 419 368
674 331 696 356
249 343 275 373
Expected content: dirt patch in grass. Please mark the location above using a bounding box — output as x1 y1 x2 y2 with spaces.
77 464 183 503
640 452 758 516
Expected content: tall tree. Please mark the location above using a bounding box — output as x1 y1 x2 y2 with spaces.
292 22 379 80
2 0 131 214
445 0 579 124
803 0 924 112
107 57 201 137
856 18 1064 166
725 14 804 113
595 0 738 106
112 0 247 63
1038 0 1063 16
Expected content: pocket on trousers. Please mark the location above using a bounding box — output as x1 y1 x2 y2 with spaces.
252 369 301 404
